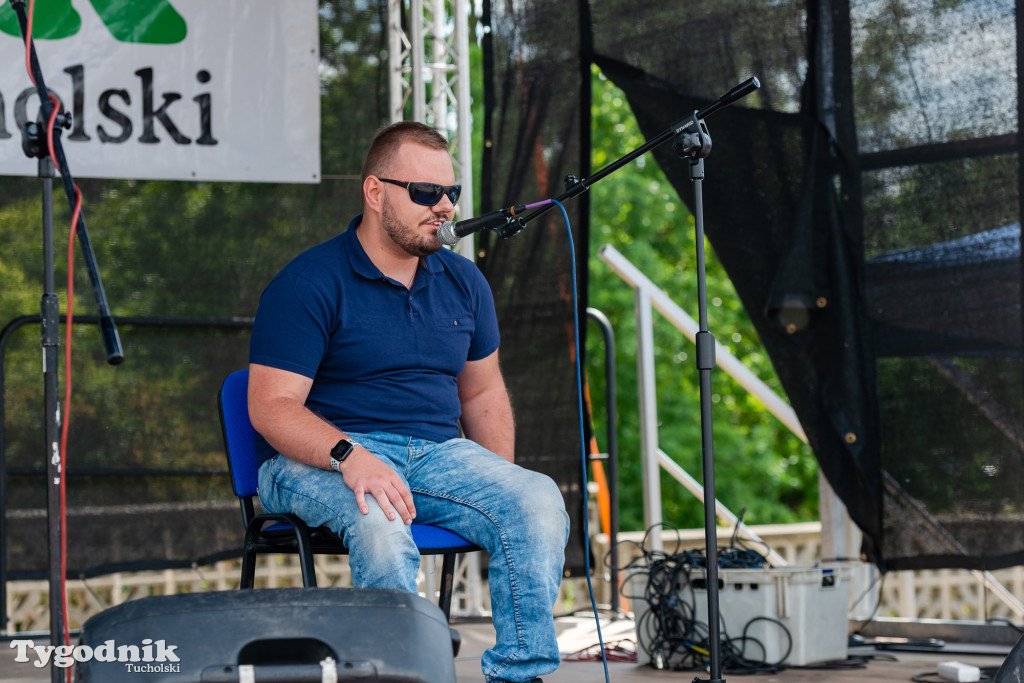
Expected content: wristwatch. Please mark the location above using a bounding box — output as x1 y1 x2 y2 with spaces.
329 438 356 472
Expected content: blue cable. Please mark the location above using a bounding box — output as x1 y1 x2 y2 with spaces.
550 199 611 683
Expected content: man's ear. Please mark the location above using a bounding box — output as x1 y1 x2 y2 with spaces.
364 176 384 213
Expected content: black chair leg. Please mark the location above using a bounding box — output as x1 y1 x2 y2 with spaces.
241 515 319 588
240 548 257 589
438 553 458 621
291 529 318 588
298 552 318 587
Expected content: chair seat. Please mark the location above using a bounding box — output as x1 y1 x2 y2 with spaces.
256 518 475 553
411 524 476 551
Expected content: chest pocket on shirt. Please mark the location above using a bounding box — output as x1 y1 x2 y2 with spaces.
430 315 476 367
433 315 475 333
432 315 475 345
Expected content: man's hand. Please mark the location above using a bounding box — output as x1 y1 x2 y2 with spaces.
340 446 417 525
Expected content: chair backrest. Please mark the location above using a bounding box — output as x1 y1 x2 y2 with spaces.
218 369 260 499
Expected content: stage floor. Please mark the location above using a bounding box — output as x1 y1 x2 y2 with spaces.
1 612 1012 682
453 613 1011 683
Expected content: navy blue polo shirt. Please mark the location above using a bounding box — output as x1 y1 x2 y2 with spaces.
249 216 500 465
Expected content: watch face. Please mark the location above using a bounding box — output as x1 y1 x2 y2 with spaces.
331 439 354 461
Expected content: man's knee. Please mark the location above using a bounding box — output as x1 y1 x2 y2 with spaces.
346 509 417 556
514 471 569 547
345 513 420 589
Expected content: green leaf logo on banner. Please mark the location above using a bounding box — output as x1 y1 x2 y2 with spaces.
0 0 81 39
88 0 187 44
0 0 187 44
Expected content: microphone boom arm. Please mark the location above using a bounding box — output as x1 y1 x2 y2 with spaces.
503 77 760 238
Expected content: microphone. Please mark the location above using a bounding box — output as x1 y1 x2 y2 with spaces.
437 204 527 246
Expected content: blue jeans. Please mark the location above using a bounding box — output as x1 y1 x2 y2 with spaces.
257 431 569 683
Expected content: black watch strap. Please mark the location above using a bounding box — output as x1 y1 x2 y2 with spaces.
329 438 356 472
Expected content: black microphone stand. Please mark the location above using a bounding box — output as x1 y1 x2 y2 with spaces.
674 113 725 683
511 77 760 682
32 139 66 683
9 5 123 682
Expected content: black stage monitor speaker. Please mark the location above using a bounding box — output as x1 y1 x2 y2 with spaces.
996 631 1024 683
74 587 458 682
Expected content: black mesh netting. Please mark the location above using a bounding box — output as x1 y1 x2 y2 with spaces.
574 0 1020 570
3 0 1022 595
476 0 589 576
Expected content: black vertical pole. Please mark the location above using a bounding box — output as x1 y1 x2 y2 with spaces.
40 155 65 683
577 0 593 360
690 156 724 683
1016 0 1024 394
587 308 622 615
479 0 494 220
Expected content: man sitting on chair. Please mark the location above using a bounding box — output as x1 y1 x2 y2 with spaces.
247 121 569 683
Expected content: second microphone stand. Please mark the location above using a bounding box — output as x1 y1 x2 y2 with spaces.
9 6 124 683
509 77 761 682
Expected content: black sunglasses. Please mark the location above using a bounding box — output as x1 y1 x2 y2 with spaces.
379 178 461 207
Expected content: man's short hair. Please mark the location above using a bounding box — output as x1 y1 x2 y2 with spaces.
360 122 450 183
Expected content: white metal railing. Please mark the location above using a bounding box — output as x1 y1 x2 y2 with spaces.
656 447 788 566
598 243 807 550
597 243 1024 620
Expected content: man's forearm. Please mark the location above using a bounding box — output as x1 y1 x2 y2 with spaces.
249 394 344 469
247 364 344 470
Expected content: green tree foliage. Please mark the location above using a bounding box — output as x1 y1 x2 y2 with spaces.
585 67 817 533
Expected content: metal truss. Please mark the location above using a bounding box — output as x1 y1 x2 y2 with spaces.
387 6 486 613
387 0 475 258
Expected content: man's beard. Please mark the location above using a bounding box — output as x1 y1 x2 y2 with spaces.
381 194 442 257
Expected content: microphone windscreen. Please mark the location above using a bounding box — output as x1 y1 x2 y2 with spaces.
437 221 459 246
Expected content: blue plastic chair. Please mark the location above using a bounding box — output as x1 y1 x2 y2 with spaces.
218 369 480 620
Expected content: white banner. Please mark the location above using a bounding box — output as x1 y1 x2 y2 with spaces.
0 0 320 183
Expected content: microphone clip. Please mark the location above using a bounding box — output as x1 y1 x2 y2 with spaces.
671 111 712 160
495 216 527 239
